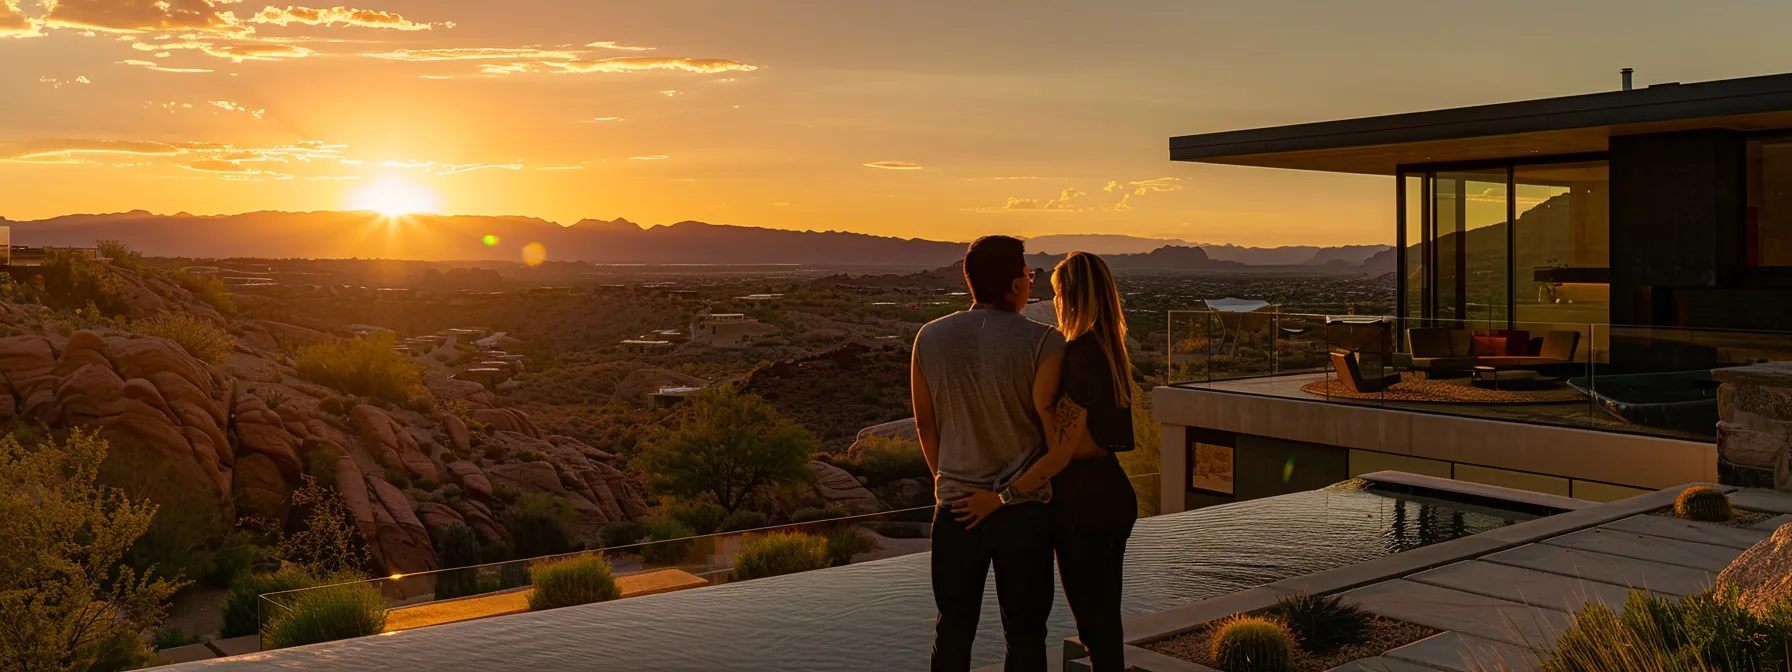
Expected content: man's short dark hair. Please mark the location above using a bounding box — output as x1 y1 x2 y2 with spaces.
963 235 1026 304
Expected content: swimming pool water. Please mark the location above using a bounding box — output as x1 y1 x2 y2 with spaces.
180 487 1533 672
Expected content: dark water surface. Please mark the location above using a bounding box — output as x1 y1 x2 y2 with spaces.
179 488 1532 671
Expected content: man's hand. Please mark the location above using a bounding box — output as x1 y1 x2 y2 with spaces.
949 488 1003 529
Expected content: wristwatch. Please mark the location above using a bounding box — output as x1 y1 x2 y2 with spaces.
998 486 1020 505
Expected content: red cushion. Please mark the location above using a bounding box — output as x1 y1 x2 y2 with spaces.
1471 336 1508 357
1473 330 1532 355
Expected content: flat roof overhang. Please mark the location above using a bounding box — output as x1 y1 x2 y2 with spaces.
1170 72 1792 175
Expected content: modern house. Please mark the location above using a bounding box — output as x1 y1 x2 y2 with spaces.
1154 71 1792 513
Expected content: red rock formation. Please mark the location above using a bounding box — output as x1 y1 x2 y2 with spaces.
472 407 540 438
350 404 439 482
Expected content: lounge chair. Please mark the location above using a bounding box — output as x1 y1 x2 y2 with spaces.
1330 350 1401 394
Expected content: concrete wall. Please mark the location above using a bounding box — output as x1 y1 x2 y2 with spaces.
1153 385 1711 513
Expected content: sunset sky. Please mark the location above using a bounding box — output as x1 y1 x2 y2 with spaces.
5 1 1792 246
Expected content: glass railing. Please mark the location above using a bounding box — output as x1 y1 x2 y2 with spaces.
256 506 934 649
1166 310 1792 442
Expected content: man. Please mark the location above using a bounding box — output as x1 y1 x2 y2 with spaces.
912 235 1064 671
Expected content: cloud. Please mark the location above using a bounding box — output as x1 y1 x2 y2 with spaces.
586 40 653 51
579 116 622 123
659 89 679 96
380 159 433 169
543 57 757 75
133 38 311 62
306 174 360 181
1127 177 1182 195
249 5 445 30
477 63 531 75
38 75 92 87
417 74 453 80
537 165 584 171
2 137 345 178
1 138 187 161
42 0 241 33
863 161 922 170
119 58 213 73
628 155 668 161
0 0 40 37
363 46 580 61
209 99 265 118
436 162 521 175
969 187 1088 213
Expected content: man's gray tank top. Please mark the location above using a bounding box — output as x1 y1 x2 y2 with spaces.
913 307 1064 504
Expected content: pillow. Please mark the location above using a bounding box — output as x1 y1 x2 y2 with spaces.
1471 335 1508 357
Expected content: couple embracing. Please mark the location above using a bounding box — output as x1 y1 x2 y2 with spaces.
912 235 1138 672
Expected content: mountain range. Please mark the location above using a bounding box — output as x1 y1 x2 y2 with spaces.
2 210 1389 272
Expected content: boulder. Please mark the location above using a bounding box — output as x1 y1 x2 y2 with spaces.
807 460 886 515
442 413 471 455
472 407 539 438
415 501 466 535
446 460 495 502
335 453 436 575
350 404 439 481
1717 523 1792 615
854 418 918 444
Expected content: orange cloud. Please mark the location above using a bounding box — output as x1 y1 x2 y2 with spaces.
436 163 521 175
0 0 39 37
970 187 1088 213
363 47 580 61
542 57 758 75
119 58 214 73
629 155 669 161
863 161 922 170
209 100 266 118
250 5 444 30
1 138 187 161
586 40 653 51
135 38 311 62
42 0 240 33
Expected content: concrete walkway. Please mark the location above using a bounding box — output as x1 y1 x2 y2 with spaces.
1340 504 1787 671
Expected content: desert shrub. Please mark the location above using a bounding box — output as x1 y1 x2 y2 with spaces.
105 446 234 585
416 477 441 492
600 520 651 548
640 517 696 566
0 429 188 672
666 500 728 535
502 492 578 559
293 332 426 406
220 566 321 638
172 268 237 316
526 554 621 611
1209 615 1294 672
263 581 388 650
204 530 279 587
720 510 769 533
1675 485 1733 523
151 627 204 650
16 248 134 316
791 503 851 524
824 526 880 567
1543 588 1792 672
433 523 483 600
130 313 235 364
841 434 930 486
96 239 145 273
318 394 358 417
257 388 290 410
494 486 520 504
383 467 411 489
731 531 830 581
279 475 371 575
86 632 160 672
1267 592 1369 654
631 389 816 513
518 450 546 463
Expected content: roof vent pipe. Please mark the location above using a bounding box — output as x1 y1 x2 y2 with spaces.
1621 68 1634 91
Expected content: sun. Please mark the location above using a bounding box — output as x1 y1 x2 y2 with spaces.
350 176 440 217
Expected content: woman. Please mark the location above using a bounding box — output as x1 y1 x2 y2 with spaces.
951 251 1137 671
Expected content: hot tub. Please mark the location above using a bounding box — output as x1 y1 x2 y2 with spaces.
1568 370 1719 434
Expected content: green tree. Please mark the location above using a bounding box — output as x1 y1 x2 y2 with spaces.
0 429 188 672
631 389 816 513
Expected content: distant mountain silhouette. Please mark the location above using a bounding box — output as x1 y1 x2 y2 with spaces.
3 210 1391 271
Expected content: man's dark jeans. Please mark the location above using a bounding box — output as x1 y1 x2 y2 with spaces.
930 501 1054 672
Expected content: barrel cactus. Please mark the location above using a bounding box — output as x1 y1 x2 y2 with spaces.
1210 615 1295 672
1674 485 1733 523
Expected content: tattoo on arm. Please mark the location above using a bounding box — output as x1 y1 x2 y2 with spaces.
1053 400 1084 445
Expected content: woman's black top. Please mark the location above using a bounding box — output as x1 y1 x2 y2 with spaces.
1057 335 1134 453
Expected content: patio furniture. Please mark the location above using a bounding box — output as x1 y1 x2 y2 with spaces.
1330 350 1401 394
1397 328 1582 376
1472 367 1556 391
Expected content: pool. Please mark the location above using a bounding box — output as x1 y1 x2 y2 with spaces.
1568 370 1719 433
177 486 1534 672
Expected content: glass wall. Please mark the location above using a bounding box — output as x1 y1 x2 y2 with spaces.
1403 159 1609 329
1747 136 1792 267
1513 162 1610 326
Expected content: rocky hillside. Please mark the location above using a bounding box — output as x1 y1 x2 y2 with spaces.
0 261 649 576
739 343 912 452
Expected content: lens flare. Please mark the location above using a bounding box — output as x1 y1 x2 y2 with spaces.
482 234 499 246
1282 456 1296 483
522 242 546 266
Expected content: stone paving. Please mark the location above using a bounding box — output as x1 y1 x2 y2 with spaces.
1333 499 1789 671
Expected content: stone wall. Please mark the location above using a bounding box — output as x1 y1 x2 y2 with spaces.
1715 362 1792 491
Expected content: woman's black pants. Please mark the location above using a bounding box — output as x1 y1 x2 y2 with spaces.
1050 455 1137 672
